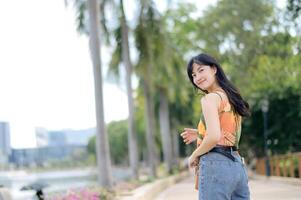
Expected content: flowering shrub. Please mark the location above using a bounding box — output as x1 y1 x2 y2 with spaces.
47 187 115 200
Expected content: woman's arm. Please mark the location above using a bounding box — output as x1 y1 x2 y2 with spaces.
189 94 221 163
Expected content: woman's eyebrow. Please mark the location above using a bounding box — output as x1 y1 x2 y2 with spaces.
193 66 203 73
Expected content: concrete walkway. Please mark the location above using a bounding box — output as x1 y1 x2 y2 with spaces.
155 174 301 200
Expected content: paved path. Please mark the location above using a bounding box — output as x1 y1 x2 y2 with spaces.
155 174 301 200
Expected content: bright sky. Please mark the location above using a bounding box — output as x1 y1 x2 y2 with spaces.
0 0 285 149
0 0 129 148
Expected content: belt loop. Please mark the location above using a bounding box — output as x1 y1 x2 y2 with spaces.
230 147 236 162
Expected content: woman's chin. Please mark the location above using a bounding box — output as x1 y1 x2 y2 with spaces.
199 85 208 91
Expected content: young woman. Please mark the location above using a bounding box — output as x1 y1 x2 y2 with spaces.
180 53 251 200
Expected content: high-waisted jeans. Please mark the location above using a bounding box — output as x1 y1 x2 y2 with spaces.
198 151 250 200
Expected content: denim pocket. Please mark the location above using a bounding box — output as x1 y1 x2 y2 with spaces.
204 160 232 185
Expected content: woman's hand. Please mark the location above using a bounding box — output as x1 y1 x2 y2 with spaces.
180 128 198 144
188 154 198 169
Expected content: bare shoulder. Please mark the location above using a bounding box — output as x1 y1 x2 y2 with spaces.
201 93 221 108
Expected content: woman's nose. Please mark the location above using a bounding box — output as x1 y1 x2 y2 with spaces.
195 73 202 81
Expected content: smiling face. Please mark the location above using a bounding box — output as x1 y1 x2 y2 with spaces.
191 63 217 91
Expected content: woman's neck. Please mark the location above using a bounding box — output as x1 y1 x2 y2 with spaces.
207 83 222 93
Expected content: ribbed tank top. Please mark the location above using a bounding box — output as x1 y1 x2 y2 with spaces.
197 91 242 148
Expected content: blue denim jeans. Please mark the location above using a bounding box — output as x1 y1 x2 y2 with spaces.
198 151 250 200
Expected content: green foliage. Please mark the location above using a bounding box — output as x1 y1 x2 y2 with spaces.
87 134 96 155
287 0 301 19
107 25 122 82
247 55 301 99
87 118 147 165
163 0 301 159
107 120 129 165
164 3 202 54
87 120 128 165
67 0 112 44
242 91 301 159
76 0 301 162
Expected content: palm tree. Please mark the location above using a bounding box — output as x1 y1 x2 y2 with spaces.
69 0 139 179
119 0 139 179
104 0 140 179
87 0 112 187
158 88 173 173
134 0 160 177
71 0 185 177
135 1 193 173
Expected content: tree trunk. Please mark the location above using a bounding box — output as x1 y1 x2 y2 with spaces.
171 127 180 167
143 79 157 177
87 0 112 188
120 0 139 179
158 88 173 173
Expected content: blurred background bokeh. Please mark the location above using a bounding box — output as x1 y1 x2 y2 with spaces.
0 0 300 199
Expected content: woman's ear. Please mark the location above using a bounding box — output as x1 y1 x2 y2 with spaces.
212 65 217 75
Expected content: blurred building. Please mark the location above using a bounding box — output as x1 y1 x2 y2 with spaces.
35 128 95 147
10 127 96 167
64 128 95 146
35 127 48 147
48 130 67 146
0 122 11 165
11 145 87 167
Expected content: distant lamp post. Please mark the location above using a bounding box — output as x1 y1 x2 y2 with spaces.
261 99 270 177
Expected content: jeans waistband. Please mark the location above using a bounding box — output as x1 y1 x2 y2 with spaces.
208 146 238 162
214 145 238 151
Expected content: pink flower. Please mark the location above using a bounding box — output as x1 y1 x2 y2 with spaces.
48 188 102 200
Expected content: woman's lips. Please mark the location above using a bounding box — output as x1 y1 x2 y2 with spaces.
197 79 206 86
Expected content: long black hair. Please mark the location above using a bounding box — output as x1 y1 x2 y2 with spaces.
187 53 251 117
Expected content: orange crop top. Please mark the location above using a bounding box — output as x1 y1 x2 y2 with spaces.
196 91 242 149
